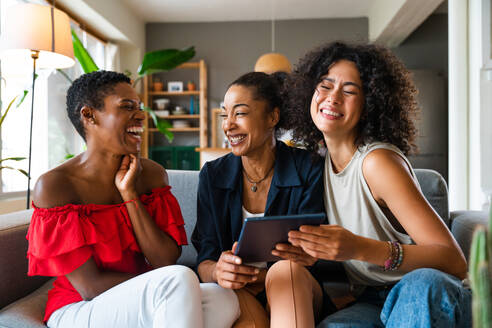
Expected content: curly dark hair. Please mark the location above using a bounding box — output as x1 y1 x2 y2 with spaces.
229 71 289 135
66 70 131 140
285 42 419 155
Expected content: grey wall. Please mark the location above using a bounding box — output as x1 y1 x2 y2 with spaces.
146 14 449 180
146 18 367 146
147 18 368 109
393 14 449 180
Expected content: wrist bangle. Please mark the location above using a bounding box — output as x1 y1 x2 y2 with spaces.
383 241 403 271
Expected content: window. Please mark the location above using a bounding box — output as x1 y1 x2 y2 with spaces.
0 0 110 196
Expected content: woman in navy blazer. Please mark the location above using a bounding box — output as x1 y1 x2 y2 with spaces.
192 72 326 327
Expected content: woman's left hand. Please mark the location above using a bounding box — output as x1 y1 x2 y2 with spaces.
115 154 141 200
288 225 360 262
272 243 318 266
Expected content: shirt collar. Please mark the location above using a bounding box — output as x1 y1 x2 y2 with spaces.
212 140 302 189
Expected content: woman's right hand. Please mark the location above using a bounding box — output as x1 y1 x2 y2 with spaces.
213 242 260 289
115 154 141 200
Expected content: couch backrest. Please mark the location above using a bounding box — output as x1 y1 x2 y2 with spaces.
0 210 49 309
167 170 200 267
168 168 450 267
414 168 450 226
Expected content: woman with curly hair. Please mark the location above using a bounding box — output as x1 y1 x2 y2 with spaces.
284 42 471 327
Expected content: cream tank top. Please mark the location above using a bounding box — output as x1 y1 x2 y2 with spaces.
323 142 417 287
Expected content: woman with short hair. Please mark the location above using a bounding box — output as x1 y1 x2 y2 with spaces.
27 70 240 328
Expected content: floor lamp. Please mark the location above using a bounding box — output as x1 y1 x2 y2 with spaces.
0 3 74 208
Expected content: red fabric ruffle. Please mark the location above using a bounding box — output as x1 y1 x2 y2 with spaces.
27 186 188 277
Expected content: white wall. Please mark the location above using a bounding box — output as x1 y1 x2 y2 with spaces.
449 0 492 210
448 0 469 210
58 0 146 77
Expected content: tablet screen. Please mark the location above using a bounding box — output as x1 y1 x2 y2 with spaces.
234 213 326 262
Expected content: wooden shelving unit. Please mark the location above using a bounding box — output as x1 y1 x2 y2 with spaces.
141 60 208 158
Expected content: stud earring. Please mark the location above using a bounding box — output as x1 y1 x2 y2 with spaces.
90 118 95 124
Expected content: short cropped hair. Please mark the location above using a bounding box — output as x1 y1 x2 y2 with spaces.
66 70 131 140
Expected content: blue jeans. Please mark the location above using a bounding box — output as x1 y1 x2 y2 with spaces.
317 268 471 328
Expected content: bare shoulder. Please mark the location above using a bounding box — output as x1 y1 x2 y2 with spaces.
140 158 169 190
362 148 416 201
32 167 78 208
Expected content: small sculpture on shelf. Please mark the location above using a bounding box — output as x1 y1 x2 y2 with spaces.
152 77 163 91
187 81 196 91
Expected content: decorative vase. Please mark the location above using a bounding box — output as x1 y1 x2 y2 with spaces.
187 81 196 91
153 81 163 92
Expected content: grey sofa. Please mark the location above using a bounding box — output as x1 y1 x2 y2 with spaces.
0 169 488 327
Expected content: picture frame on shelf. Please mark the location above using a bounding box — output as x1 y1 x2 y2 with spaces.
168 81 183 92
212 108 226 148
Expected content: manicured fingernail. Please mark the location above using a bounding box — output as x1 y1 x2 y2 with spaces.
255 269 260 274
235 258 241 264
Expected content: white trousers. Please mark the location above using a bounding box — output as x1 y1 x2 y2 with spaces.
47 265 240 328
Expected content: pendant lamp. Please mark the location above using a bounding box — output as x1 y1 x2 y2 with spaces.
254 1 291 74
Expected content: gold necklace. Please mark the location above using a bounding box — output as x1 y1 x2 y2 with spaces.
243 164 274 192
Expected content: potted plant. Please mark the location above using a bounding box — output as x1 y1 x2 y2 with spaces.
0 92 29 177
469 199 492 327
68 30 196 142
153 78 163 92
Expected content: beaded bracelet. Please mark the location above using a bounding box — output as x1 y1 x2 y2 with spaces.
383 241 403 271
383 241 395 271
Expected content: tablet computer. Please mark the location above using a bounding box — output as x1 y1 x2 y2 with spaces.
234 213 326 263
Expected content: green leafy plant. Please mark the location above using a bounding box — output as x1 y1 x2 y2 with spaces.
469 202 492 327
68 29 195 142
0 91 29 177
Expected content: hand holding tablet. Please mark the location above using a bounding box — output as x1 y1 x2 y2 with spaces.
213 242 261 289
234 213 326 262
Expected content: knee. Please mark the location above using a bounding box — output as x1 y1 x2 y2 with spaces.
265 260 312 292
387 268 466 308
266 260 309 282
201 283 240 326
397 268 461 295
152 265 200 290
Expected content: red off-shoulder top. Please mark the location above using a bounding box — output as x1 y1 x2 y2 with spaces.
26 186 188 322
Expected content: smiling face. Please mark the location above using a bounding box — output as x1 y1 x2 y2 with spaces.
86 82 145 154
221 84 279 157
310 59 364 142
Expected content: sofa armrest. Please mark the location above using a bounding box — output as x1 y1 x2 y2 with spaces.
450 210 488 261
0 210 49 310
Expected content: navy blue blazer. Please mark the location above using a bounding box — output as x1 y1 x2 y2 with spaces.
191 141 325 266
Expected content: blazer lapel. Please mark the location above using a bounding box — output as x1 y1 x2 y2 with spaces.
212 154 244 247
264 141 302 215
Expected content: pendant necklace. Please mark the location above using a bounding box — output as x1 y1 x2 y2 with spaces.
243 164 274 192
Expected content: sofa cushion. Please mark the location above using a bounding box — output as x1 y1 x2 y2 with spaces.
414 169 450 226
451 210 488 260
167 170 200 267
0 279 52 328
0 222 49 310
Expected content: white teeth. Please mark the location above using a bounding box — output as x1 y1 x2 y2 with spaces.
126 126 144 134
229 135 245 143
321 109 342 117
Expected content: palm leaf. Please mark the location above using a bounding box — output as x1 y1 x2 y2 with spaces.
0 96 18 128
0 157 26 164
0 166 29 177
142 106 174 142
137 46 195 77
71 29 99 73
